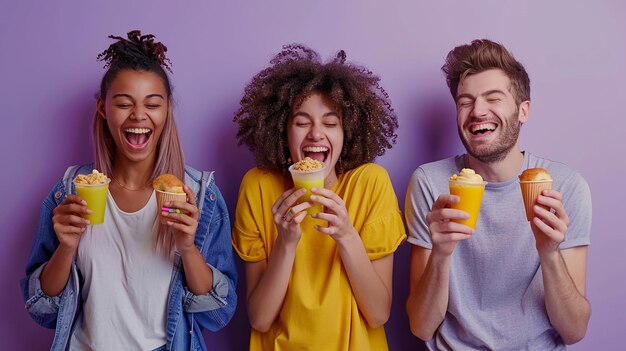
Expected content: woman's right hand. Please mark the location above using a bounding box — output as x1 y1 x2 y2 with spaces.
271 188 311 246
52 194 91 250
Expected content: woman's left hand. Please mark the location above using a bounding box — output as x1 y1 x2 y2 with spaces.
309 187 357 243
164 185 199 254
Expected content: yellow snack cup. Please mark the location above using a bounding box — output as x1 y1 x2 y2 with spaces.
449 180 487 229
74 179 111 225
288 164 325 214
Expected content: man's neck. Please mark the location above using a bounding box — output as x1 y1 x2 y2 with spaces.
467 148 525 183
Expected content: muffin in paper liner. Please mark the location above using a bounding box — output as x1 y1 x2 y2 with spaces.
155 190 187 224
519 180 552 221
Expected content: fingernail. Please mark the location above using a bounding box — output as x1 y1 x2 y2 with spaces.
85 209 93 214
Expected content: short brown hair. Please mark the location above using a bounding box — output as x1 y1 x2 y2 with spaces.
442 39 530 105
234 44 398 173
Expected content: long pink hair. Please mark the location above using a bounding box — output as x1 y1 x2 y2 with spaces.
93 69 185 254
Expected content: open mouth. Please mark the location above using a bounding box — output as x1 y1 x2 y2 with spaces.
303 146 329 163
470 123 497 135
124 127 152 147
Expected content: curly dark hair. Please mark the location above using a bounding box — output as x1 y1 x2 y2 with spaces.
442 39 530 105
234 44 399 173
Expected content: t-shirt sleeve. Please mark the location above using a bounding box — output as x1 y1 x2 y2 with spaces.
358 165 407 260
405 167 435 249
232 169 268 262
558 172 592 249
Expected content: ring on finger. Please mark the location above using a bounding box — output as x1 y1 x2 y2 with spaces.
283 208 295 222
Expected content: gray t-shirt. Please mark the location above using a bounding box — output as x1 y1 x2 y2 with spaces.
405 152 592 351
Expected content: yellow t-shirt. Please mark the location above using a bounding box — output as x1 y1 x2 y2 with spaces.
233 163 406 351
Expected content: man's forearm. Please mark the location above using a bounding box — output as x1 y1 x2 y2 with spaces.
541 250 591 344
407 251 451 341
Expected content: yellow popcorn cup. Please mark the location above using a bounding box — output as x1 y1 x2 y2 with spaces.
74 179 111 225
288 164 325 214
449 180 487 229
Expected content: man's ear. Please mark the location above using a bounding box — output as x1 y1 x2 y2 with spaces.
96 98 106 119
518 100 530 124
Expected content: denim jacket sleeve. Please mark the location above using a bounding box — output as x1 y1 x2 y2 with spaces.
20 179 77 329
181 174 237 331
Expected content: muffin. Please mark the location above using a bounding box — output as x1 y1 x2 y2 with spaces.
519 168 552 221
152 174 187 224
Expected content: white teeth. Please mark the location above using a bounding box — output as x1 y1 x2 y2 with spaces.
303 146 328 153
470 123 496 133
125 128 150 134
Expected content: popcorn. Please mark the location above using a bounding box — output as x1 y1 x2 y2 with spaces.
74 169 109 185
292 157 324 172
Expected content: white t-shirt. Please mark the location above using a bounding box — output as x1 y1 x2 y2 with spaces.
69 191 173 351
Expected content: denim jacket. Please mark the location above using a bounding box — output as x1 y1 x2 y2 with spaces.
20 164 237 351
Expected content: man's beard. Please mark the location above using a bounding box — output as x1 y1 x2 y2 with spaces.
459 109 521 164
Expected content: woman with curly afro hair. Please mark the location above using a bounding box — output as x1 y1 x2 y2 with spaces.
232 44 406 351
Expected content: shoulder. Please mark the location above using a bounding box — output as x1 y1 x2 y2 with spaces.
240 167 284 188
342 163 391 184
347 162 388 176
416 156 459 174
184 165 206 185
63 164 95 180
409 156 460 183
526 153 588 186
60 164 94 191
340 163 397 195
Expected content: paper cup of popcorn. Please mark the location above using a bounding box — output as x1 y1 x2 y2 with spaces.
74 170 111 225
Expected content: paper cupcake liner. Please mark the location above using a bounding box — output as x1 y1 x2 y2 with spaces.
155 190 187 224
519 181 552 221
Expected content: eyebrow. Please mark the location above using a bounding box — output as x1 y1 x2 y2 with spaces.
456 89 507 101
292 111 340 118
112 93 165 100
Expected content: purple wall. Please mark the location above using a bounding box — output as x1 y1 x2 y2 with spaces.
1 1 624 349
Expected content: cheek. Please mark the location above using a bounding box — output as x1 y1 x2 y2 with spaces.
286 129 302 152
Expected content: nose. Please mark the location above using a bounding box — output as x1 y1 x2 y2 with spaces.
471 98 489 118
130 106 147 121
307 123 324 140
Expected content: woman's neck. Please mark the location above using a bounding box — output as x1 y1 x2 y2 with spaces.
111 158 155 190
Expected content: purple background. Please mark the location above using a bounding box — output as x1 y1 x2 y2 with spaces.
1 1 624 349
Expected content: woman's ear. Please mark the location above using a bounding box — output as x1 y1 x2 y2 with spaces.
96 98 106 119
